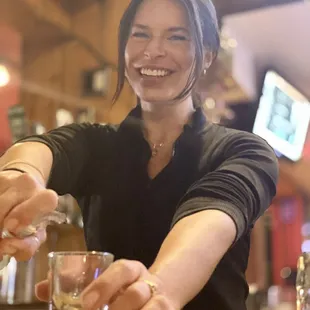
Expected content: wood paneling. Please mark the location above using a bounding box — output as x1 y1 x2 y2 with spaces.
21 0 135 128
58 0 98 15
0 0 73 57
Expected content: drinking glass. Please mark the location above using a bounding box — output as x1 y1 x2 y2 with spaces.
48 251 114 310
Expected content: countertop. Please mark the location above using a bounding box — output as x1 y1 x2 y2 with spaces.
0 303 48 310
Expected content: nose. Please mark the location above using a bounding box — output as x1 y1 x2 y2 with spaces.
143 36 166 59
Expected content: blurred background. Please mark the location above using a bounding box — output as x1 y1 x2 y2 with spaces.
0 0 310 309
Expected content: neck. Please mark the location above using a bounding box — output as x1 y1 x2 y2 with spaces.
140 97 195 145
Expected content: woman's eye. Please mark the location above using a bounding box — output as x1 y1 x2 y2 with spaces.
169 35 188 41
132 32 149 39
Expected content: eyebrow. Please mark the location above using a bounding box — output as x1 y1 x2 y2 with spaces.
132 24 189 34
167 27 189 34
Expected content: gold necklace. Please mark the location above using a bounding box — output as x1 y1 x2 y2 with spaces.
151 142 164 157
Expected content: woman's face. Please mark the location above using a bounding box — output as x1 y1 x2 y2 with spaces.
125 0 196 103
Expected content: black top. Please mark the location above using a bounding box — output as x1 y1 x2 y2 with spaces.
20 106 278 310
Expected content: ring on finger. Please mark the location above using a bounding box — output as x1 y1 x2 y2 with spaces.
143 280 157 297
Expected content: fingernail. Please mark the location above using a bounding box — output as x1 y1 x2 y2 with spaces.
5 219 19 231
82 291 100 309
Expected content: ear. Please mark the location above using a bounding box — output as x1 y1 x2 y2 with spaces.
204 50 214 70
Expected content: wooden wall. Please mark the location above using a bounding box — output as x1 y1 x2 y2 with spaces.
21 0 135 131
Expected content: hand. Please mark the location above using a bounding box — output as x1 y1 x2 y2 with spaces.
36 259 178 310
0 170 58 261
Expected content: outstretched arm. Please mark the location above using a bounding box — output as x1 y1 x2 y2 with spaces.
148 209 236 308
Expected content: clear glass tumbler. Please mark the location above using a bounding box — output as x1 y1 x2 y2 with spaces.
48 251 114 310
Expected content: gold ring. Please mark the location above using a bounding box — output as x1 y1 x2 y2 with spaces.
143 280 157 297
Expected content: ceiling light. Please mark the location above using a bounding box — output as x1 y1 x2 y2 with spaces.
0 64 10 87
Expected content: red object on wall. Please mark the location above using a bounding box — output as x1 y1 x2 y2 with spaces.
270 196 304 286
0 24 21 154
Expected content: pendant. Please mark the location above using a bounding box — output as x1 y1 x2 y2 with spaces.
151 143 163 157
152 149 158 157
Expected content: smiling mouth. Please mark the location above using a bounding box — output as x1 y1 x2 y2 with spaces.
138 68 173 78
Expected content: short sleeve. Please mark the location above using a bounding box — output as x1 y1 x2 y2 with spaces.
171 131 279 241
17 123 116 196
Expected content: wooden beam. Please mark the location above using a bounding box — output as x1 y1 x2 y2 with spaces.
58 0 98 15
0 0 113 67
0 0 73 59
0 0 72 37
23 0 72 33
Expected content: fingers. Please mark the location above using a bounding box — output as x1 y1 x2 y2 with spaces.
0 173 42 222
35 260 177 310
0 228 46 261
81 260 148 310
35 271 52 302
0 172 58 234
109 280 151 310
35 279 49 302
0 169 25 192
3 189 58 233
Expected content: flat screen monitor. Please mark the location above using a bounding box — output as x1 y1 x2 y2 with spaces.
253 70 310 162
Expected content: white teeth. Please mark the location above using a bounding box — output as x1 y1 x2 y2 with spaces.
140 68 169 77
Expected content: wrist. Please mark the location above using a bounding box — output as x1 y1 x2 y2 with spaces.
1 167 26 175
0 169 25 179
148 266 183 309
0 162 46 186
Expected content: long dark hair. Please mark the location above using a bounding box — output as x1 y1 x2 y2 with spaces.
112 0 220 104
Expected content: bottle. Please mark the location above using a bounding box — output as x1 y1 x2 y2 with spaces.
297 253 310 310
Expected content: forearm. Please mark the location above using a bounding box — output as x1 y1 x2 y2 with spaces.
149 209 237 309
0 142 53 186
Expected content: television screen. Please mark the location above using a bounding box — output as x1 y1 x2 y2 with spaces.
253 70 310 162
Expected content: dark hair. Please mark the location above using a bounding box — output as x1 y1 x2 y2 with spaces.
112 0 220 103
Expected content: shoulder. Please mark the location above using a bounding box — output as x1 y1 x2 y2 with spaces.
200 123 275 154
66 122 120 134
45 122 121 139
198 124 278 172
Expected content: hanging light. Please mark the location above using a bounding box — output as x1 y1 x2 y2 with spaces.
0 64 10 87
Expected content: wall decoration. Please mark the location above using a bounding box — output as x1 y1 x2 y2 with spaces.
82 66 112 97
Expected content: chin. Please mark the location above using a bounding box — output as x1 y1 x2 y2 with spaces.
137 90 178 104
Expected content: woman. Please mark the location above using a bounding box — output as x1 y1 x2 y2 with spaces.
0 0 278 309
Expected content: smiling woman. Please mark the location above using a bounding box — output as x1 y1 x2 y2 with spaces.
114 0 219 104
124 0 196 103
0 0 278 310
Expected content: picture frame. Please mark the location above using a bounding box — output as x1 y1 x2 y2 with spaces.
82 65 112 97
